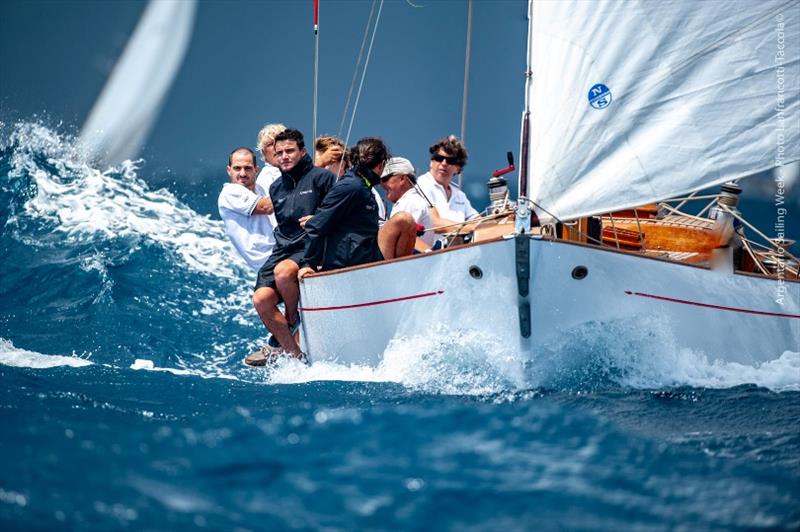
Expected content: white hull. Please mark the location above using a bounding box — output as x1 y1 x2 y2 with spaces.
298 236 799 367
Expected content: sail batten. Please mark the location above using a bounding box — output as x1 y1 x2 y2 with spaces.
525 0 799 221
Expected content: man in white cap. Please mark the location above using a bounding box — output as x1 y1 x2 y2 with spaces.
381 156 476 252
380 157 437 252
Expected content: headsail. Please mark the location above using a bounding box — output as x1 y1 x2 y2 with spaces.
524 0 799 221
79 0 196 165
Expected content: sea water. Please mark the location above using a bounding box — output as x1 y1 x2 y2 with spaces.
1 122 799 530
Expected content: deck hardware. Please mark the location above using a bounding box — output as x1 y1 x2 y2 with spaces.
515 235 531 338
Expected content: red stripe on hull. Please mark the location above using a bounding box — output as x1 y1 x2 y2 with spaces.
301 290 445 312
624 291 800 319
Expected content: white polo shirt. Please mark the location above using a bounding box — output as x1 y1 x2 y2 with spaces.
256 164 282 227
372 187 387 227
218 182 276 271
391 187 435 246
417 172 479 222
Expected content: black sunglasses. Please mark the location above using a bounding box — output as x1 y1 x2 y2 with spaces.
431 154 461 165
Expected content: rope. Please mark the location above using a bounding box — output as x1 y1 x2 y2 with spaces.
344 0 385 148
337 0 377 139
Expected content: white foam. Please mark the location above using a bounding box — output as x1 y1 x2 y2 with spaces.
264 318 800 394
623 349 800 392
0 338 93 369
265 326 526 395
531 316 800 393
130 359 237 380
3 121 249 279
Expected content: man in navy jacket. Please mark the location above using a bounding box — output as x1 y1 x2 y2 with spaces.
298 137 415 277
250 129 336 364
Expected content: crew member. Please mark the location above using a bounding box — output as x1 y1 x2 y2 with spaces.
218 147 276 271
417 135 479 222
249 129 337 365
297 137 416 278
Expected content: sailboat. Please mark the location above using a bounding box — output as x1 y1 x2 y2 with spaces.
79 0 196 166
297 0 799 367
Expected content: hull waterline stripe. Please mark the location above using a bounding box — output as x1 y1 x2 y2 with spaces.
301 290 445 312
624 291 800 319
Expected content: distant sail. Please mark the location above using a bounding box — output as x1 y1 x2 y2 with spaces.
524 0 799 221
80 0 196 165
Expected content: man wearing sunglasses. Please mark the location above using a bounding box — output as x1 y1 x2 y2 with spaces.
417 135 479 224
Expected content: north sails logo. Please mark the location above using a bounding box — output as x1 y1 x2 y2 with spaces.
588 83 612 109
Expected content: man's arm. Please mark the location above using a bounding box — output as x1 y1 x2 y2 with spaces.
431 207 479 233
301 182 357 270
251 196 273 215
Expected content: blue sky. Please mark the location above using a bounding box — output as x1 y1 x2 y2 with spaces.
1 0 529 203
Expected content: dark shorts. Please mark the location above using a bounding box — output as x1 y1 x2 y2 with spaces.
255 244 305 291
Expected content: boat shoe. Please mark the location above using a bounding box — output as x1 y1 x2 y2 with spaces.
244 346 309 367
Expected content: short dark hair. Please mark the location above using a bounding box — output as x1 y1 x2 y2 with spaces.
228 147 257 166
348 137 389 171
429 135 468 168
274 128 305 150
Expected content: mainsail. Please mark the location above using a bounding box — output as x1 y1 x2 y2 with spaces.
79 0 196 165
524 0 799 221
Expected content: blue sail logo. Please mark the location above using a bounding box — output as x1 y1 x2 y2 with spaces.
588 83 612 110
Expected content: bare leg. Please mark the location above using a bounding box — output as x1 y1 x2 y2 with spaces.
273 259 303 356
378 212 416 259
253 284 302 358
274 259 301 327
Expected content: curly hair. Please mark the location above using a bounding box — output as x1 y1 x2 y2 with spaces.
256 123 286 159
315 135 345 154
429 135 468 168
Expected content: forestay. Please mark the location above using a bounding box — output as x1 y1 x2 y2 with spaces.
524 0 799 221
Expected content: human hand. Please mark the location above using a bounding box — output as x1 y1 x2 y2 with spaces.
298 215 312 228
298 267 315 280
318 146 343 167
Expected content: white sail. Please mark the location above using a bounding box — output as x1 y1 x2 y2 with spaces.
525 0 799 221
79 0 196 165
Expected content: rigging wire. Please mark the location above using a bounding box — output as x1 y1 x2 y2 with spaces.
344 0 385 149
312 0 320 160
458 0 473 188
337 0 378 140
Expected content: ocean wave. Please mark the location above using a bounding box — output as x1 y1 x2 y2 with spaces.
1 120 248 278
262 317 800 395
0 121 263 369
0 338 93 369
529 316 800 393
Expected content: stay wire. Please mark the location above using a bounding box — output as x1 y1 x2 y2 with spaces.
337 0 378 140
344 0 384 149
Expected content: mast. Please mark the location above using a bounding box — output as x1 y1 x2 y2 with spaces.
518 0 533 202
312 0 320 160
458 0 473 189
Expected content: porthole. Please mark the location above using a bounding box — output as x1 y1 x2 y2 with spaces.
571 266 588 280
469 265 483 279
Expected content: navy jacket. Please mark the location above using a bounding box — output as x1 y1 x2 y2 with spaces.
301 170 384 271
269 154 337 252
